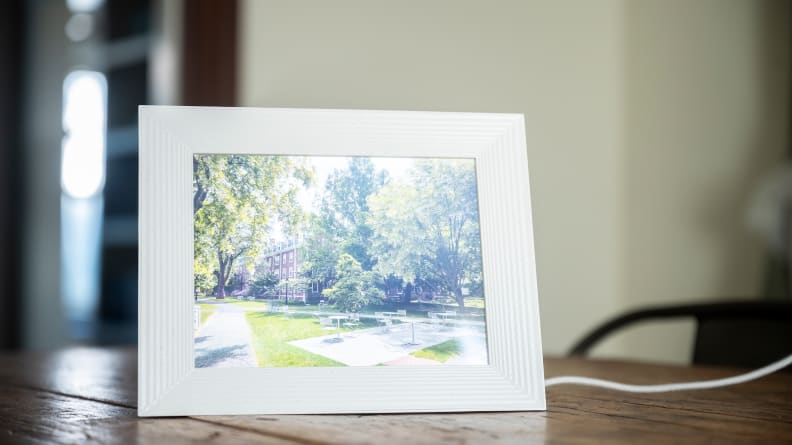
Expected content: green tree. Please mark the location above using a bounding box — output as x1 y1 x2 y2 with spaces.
285 276 311 301
250 271 279 298
193 271 213 298
367 160 482 308
322 253 385 312
319 158 387 270
193 155 311 298
297 215 341 290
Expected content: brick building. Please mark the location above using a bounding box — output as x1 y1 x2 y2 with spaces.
260 239 309 302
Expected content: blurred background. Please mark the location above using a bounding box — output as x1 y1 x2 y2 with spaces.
0 0 789 365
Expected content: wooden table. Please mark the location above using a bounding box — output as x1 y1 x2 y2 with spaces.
0 347 789 444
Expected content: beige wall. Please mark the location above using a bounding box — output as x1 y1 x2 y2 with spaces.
239 0 789 362
621 0 790 362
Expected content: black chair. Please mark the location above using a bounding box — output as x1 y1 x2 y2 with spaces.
569 301 792 369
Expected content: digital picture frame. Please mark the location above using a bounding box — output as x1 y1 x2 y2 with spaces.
138 106 545 415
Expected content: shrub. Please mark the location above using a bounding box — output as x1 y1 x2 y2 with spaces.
322 254 384 312
251 271 279 298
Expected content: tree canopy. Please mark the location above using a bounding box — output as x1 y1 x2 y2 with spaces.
193 154 484 309
298 158 388 290
193 154 311 298
367 160 482 307
319 157 386 271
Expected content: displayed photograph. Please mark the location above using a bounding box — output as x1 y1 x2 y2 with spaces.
193 154 487 368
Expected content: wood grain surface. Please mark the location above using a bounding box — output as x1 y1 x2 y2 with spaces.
0 347 789 444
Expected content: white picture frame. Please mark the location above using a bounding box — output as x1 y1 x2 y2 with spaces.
138 106 545 416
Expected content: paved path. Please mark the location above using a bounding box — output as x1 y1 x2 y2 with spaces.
194 304 258 368
288 323 487 366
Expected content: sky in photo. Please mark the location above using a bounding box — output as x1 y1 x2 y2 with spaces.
297 156 415 209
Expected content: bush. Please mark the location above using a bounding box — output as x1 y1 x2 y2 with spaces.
194 272 213 297
251 271 279 298
322 254 385 312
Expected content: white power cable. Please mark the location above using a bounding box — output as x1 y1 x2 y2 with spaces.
545 353 792 393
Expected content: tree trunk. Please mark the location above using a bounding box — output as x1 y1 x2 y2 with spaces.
454 287 465 309
216 252 227 299
193 158 210 214
216 276 226 299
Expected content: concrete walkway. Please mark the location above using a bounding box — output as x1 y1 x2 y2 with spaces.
288 323 487 366
194 304 258 368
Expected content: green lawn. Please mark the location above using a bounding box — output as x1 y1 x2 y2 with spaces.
245 312 382 367
208 298 485 319
245 313 345 367
274 304 465 319
228 300 269 309
199 297 246 303
411 339 461 363
196 304 216 327
198 298 271 310
464 298 485 309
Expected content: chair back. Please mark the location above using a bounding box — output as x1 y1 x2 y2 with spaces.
569 301 792 369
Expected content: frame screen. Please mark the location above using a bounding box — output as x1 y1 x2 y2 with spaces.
193 154 488 369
